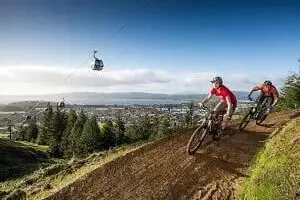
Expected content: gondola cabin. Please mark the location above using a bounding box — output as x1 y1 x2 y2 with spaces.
92 59 104 71
92 50 104 71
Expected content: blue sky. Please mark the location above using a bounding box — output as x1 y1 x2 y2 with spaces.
0 0 299 95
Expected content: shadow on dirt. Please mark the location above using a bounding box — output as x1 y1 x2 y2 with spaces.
194 153 248 178
193 126 269 151
256 123 276 128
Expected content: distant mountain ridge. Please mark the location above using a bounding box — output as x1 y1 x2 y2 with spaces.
0 91 249 105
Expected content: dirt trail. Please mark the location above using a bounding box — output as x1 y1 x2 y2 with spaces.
46 110 299 200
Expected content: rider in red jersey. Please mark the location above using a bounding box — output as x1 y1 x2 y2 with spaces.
248 80 279 114
199 76 237 139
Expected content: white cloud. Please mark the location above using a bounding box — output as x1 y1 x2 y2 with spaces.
0 65 284 95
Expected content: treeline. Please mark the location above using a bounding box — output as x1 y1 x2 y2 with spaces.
14 103 190 158
278 67 300 110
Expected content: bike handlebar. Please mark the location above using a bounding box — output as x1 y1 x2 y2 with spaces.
248 94 253 101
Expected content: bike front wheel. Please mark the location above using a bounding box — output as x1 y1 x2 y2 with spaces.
239 110 253 131
187 125 209 155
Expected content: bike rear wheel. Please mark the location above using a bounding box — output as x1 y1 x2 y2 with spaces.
187 125 208 155
239 110 253 131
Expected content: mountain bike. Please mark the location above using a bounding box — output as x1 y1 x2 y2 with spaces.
239 96 270 131
187 106 225 155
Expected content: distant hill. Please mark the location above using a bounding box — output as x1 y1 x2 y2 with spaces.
0 101 56 111
0 105 23 112
0 91 249 105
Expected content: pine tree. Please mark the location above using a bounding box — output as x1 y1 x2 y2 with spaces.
89 115 101 146
126 124 140 142
49 107 67 157
79 115 101 156
69 109 87 157
17 126 27 141
115 110 126 145
125 115 153 142
100 120 116 150
60 109 77 158
24 120 39 142
159 117 172 136
138 115 152 141
185 101 195 127
37 103 53 145
149 116 161 140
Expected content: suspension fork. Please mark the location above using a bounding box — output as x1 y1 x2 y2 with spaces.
206 119 216 132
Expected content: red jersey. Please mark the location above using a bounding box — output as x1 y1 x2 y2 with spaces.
259 84 279 97
211 85 237 104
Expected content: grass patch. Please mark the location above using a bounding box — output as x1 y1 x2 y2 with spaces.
0 133 9 139
239 118 300 200
0 138 52 182
0 138 49 152
16 140 49 152
0 177 24 192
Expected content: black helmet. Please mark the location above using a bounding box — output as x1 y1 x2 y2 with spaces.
264 80 272 86
210 76 223 84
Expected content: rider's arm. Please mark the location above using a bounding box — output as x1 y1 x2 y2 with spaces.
225 95 232 116
201 94 212 104
272 88 280 106
272 96 279 107
248 86 261 100
249 86 260 95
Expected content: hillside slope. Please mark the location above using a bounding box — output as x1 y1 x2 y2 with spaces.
240 117 300 200
46 110 299 200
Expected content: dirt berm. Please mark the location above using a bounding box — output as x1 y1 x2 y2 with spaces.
46 110 299 200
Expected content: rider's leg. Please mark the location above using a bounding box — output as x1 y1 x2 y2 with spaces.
213 102 227 139
213 101 227 119
221 103 236 131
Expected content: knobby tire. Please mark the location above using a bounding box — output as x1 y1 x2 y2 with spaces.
187 125 208 155
239 110 253 131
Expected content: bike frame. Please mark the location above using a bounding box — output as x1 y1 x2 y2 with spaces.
249 98 269 119
199 107 223 135
186 106 225 155
239 96 270 131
